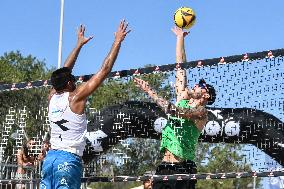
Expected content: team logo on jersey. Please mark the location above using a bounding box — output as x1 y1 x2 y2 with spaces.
52 119 69 131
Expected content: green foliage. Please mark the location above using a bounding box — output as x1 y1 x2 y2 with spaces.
90 67 171 110
88 182 142 189
195 143 262 189
114 139 162 176
0 51 53 83
0 51 53 160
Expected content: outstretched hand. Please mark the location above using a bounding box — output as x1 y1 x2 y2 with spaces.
77 24 93 47
171 26 189 37
114 19 131 43
133 78 151 93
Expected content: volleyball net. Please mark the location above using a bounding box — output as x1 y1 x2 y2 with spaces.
0 49 283 186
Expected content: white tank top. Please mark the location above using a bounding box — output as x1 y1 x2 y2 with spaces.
48 92 87 156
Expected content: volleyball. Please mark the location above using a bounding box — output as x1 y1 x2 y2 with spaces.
174 7 196 29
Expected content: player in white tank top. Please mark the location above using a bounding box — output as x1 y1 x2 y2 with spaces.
40 21 130 189
49 92 87 156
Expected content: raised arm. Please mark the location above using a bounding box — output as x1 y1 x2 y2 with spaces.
133 77 170 112
134 77 207 120
172 26 188 64
74 20 130 102
48 25 93 101
172 27 189 102
63 25 93 70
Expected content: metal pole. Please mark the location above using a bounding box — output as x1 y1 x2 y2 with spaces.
57 0 65 68
253 176 256 189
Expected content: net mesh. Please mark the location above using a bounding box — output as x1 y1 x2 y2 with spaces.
0 50 283 179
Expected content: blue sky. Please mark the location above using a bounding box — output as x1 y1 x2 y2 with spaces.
0 0 284 76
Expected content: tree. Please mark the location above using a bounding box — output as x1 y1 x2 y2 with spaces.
0 51 54 160
114 138 162 176
195 143 262 189
89 68 171 110
0 51 52 83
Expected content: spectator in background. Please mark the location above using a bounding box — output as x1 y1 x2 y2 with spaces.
37 140 50 162
130 180 152 189
130 171 153 189
16 138 36 189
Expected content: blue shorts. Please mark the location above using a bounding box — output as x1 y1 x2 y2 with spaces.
40 150 82 189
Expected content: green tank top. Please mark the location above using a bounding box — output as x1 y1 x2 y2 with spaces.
160 99 201 161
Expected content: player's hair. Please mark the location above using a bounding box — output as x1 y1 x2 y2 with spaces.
51 67 75 91
199 79 216 105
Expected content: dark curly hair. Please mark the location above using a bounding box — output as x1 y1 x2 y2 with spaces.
51 67 75 91
199 79 216 105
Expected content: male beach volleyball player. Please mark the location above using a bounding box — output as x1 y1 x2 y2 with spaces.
40 20 130 189
134 27 215 189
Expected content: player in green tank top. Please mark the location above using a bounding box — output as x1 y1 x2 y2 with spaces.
160 99 202 161
134 27 216 189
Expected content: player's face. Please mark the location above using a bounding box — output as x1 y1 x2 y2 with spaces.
192 84 209 99
68 74 76 91
43 143 50 150
27 140 35 149
144 180 152 189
